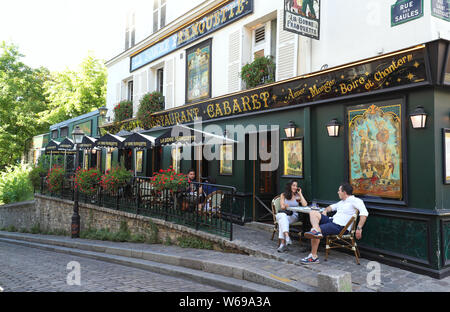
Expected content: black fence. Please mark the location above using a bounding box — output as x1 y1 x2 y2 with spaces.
39 175 236 240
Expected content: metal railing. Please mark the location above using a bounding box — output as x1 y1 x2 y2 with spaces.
39 176 235 240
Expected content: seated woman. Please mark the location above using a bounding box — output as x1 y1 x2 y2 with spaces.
276 180 308 252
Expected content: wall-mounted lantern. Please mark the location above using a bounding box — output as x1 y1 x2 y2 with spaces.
284 120 297 138
326 119 341 137
409 106 428 129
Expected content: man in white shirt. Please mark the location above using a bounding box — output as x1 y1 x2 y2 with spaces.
301 183 369 264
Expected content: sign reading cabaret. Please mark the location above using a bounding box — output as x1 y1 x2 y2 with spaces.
283 0 320 40
130 0 253 72
147 47 427 129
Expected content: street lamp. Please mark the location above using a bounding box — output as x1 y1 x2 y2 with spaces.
71 126 85 238
98 106 108 117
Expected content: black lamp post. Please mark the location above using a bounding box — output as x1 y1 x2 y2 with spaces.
71 126 85 238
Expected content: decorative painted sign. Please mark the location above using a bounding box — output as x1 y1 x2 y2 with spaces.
348 101 403 200
284 0 320 40
130 0 253 72
282 138 303 177
431 0 449 22
219 144 233 175
146 47 427 129
391 0 423 27
186 39 212 103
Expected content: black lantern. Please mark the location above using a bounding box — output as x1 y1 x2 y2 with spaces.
98 106 108 116
326 119 341 137
409 106 428 129
284 121 297 138
72 126 85 144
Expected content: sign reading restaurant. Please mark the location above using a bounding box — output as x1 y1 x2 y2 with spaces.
147 46 428 129
130 0 253 72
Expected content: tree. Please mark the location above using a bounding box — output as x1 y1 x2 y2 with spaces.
38 53 107 125
0 42 50 169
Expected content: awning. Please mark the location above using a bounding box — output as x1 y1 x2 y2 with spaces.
59 137 74 150
44 140 60 154
155 124 238 147
95 133 125 148
79 136 98 150
123 132 156 149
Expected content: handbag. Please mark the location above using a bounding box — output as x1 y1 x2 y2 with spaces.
279 209 293 216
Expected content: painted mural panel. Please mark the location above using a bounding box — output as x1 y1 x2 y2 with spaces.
282 139 303 177
186 40 211 103
348 102 403 199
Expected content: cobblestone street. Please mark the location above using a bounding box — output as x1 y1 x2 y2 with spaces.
0 241 225 292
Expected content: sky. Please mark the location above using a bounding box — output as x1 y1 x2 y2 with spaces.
0 0 133 72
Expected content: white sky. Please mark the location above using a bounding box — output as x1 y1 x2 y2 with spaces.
0 0 134 71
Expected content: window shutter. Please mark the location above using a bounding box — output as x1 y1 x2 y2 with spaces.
115 83 120 103
276 9 297 81
133 75 139 117
165 58 174 109
228 30 241 93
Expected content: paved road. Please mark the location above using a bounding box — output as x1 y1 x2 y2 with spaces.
0 241 225 292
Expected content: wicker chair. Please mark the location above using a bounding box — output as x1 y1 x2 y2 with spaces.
324 211 361 264
271 195 303 242
203 190 224 216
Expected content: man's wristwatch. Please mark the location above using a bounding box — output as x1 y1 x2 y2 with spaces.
357 226 362 231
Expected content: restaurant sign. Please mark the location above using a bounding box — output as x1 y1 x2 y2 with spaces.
147 47 427 129
130 0 253 72
284 0 320 40
391 0 423 27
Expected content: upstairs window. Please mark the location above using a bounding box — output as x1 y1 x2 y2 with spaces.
51 130 58 139
125 11 136 50
60 127 68 138
153 0 167 33
127 80 134 102
156 68 164 94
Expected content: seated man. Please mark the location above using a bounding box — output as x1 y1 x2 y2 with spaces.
301 182 368 264
181 169 205 212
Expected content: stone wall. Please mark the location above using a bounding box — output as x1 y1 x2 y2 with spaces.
0 195 242 254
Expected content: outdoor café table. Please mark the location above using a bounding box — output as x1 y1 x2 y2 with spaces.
285 206 326 247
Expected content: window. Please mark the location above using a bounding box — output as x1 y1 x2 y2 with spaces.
252 19 277 60
60 127 68 138
157 68 164 94
51 130 58 139
127 80 134 102
153 0 167 33
125 11 136 50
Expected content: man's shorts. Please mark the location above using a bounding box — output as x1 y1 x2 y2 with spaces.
319 215 348 237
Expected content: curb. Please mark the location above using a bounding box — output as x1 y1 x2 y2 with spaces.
0 232 318 292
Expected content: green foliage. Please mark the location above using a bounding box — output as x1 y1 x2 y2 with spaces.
113 100 133 122
74 167 101 196
46 165 65 192
100 165 133 193
0 42 50 169
29 161 48 190
177 236 214 250
137 92 164 128
38 54 107 126
0 164 33 204
240 55 276 89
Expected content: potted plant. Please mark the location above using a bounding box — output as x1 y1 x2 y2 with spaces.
113 100 133 122
100 165 133 195
240 55 276 89
74 167 102 200
46 165 65 193
150 167 189 192
137 91 164 129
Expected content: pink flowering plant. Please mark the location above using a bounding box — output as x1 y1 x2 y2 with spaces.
114 100 133 122
100 165 133 193
150 167 189 192
137 91 164 129
74 167 101 196
46 165 65 192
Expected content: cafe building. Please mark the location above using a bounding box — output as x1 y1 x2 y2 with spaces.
101 0 450 278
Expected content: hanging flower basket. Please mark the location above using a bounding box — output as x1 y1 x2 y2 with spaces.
114 100 133 122
137 92 165 129
240 55 276 89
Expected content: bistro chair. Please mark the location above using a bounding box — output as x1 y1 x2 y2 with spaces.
271 195 303 242
324 211 361 265
203 190 225 217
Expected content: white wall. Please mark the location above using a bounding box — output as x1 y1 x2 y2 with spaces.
106 0 449 122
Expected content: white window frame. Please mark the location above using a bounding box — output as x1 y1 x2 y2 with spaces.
153 0 167 33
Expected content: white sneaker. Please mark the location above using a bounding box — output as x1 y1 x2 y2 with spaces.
286 236 292 245
277 244 287 253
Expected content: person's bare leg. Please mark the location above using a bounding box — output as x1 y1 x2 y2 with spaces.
311 236 320 258
309 211 322 232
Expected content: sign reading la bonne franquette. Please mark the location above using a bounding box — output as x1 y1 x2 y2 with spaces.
130 0 253 72
283 0 320 40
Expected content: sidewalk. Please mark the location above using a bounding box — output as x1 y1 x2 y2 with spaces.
1 223 449 292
